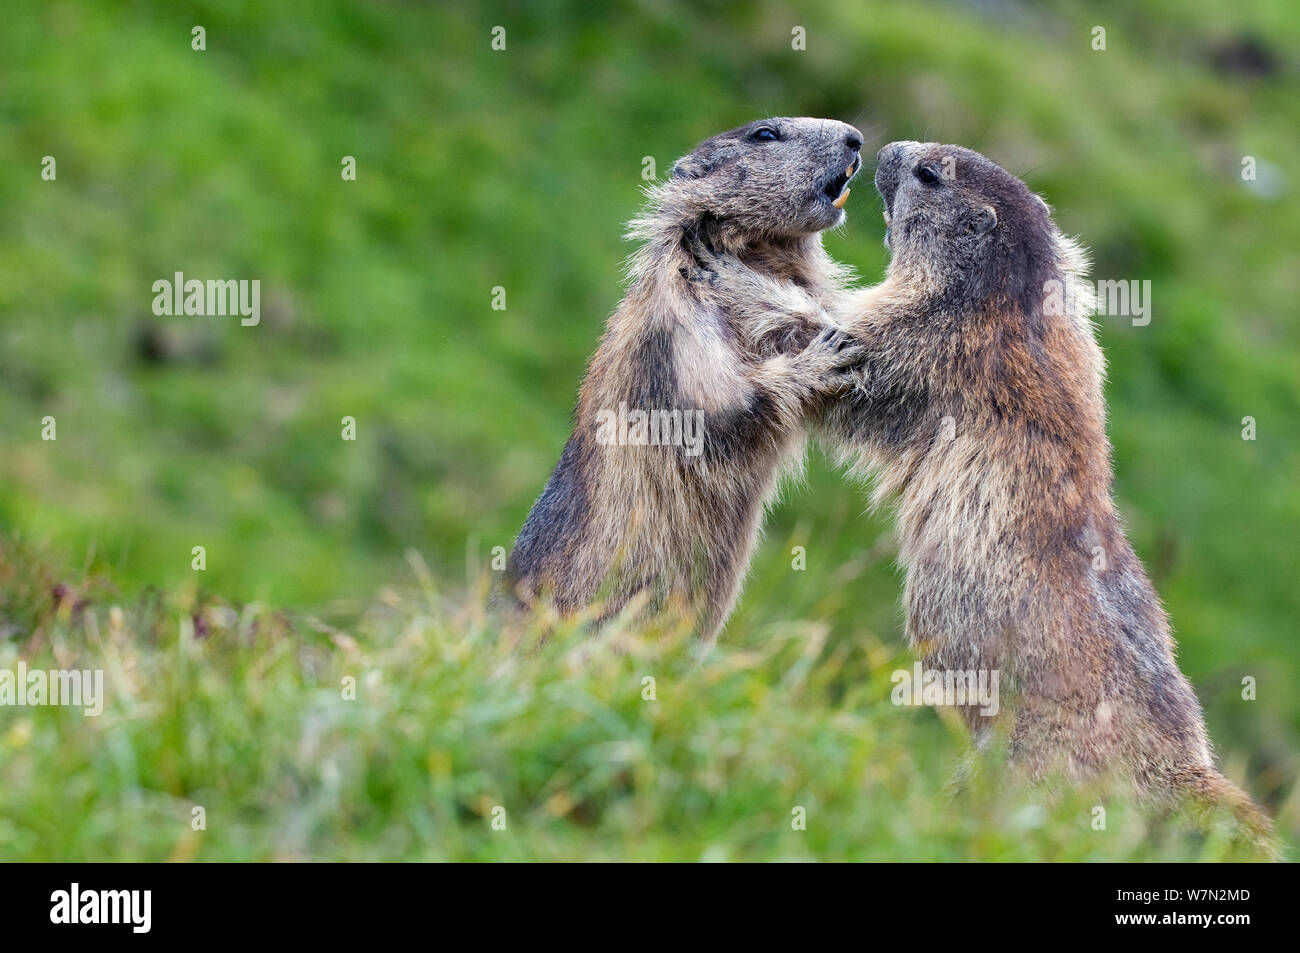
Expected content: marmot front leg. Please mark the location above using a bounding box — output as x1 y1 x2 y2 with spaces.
677 236 865 444
745 326 864 430
688 234 835 353
684 326 864 466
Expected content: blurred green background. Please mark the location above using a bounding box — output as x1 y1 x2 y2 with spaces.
1 0 1297 856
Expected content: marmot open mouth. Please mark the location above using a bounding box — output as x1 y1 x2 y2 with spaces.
822 159 858 209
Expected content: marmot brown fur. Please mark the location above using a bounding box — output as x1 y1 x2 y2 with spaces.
506 118 865 640
697 140 1271 838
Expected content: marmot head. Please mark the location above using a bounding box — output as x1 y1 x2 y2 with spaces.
875 141 1057 312
666 118 864 240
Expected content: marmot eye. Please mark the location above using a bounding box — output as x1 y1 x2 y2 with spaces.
750 127 780 142
915 164 941 185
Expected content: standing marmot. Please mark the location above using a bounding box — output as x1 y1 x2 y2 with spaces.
506 118 865 640
698 141 1270 835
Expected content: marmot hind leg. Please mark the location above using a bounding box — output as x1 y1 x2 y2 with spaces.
1158 763 1276 856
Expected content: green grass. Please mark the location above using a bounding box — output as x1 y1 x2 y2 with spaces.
0 539 1277 861
0 0 1297 859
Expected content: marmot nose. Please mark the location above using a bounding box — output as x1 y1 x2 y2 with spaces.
876 141 913 208
845 129 863 152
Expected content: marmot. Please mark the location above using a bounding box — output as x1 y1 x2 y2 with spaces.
506 118 866 640
696 141 1270 835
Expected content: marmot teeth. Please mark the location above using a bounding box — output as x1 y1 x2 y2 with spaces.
832 187 851 209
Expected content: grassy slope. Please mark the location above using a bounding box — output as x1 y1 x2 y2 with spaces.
0 540 1273 860
0 0 1297 858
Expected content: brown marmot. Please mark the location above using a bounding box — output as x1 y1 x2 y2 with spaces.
695 140 1270 837
506 118 865 640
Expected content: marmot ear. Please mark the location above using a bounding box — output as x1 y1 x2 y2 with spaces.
968 205 997 236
